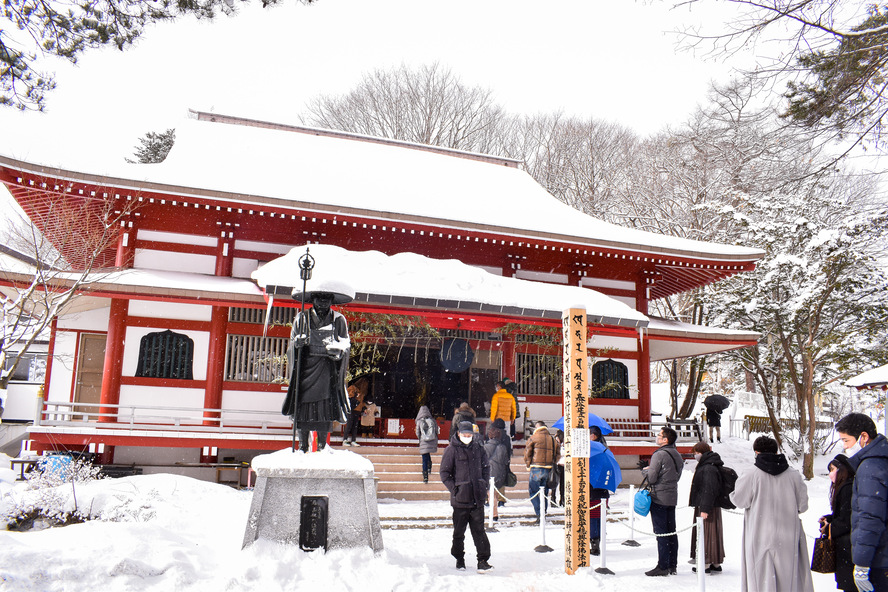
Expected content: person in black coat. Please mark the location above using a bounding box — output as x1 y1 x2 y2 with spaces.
704 402 723 443
440 421 492 572
819 454 856 591
688 441 725 573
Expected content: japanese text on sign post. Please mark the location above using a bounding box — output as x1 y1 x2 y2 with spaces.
563 308 589 574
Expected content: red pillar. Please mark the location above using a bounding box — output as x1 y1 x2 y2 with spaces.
99 299 128 423
40 318 58 423
215 231 233 277
636 279 651 423
203 231 233 426
114 219 136 268
203 305 228 426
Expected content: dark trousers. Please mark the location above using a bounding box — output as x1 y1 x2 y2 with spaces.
344 410 360 440
867 567 888 592
650 502 678 570
451 506 490 562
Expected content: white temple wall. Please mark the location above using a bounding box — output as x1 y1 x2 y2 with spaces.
134 249 216 275
128 300 213 322
56 306 110 331
118 386 205 417
45 331 77 403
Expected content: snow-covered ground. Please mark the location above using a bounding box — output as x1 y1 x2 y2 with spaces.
0 435 842 592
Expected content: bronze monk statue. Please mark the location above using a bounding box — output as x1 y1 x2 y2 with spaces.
282 284 352 452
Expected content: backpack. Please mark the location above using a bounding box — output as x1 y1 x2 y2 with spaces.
419 417 437 442
716 465 738 509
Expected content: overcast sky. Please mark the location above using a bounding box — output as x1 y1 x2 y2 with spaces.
0 0 746 168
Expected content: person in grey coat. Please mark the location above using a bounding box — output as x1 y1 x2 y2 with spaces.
415 406 439 483
483 418 510 521
642 426 683 577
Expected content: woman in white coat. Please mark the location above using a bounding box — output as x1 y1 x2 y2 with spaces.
730 435 813 592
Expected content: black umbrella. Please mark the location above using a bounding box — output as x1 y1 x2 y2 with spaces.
703 394 730 412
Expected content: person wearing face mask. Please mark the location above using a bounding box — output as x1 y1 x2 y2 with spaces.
730 435 813 592
819 454 856 592
439 421 492 572
688 441 725 574
835 413 888 592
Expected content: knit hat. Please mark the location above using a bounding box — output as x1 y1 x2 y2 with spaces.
829 453 855 475
492 418 506 430
458 421 474 434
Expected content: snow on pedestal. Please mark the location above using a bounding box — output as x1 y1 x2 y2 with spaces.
242 448 383 553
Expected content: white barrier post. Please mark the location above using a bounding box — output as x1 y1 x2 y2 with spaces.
535 487 553 552
696 515 706 591
595 500 614 574
487 477 496 530
622 485 640 547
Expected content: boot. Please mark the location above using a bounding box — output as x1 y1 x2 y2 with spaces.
590 538 600 556
298 429 310 453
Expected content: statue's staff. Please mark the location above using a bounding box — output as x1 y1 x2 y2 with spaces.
288 248 315 452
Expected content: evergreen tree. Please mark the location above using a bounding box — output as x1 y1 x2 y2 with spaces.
673 1 888 148
708 177 888 478
126 128 176 164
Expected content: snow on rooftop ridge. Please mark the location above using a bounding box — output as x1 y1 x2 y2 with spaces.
847 363 888 388
187 108 522 168
161 117 763 261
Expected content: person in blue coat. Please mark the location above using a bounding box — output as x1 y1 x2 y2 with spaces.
836 413 888 592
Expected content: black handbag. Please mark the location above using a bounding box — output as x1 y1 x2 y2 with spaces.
811 524 836 574
546 466 559 489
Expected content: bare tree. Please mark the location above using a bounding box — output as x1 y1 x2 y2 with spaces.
0 182 140 401
672 1 888 151
302 63 509 153
503 113 639 217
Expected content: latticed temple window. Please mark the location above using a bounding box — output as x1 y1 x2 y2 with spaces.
134 330 194 379
516 353 562 396
224 335 289 383
592 359 629 399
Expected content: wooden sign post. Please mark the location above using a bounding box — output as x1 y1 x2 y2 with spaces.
563 307 590 574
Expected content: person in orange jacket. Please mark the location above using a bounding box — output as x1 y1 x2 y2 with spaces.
489 379 517 434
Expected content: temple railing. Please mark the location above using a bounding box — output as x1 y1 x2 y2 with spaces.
37 399 292 434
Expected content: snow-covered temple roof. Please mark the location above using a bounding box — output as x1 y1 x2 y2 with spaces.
0 109 764 264
252 244 648 328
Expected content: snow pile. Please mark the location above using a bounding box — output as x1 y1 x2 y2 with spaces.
251 447 374 474
0 440 841 592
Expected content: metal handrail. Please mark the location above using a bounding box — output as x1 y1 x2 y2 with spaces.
38 400 292 434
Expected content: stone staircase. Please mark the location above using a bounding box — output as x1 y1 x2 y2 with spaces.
347 443 530 501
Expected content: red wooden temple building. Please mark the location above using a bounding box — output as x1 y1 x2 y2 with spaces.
0 110 761 485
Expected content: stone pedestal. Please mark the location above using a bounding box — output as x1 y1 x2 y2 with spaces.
242 449 384 553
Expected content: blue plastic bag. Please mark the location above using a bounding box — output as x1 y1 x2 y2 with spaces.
634 488 652 517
